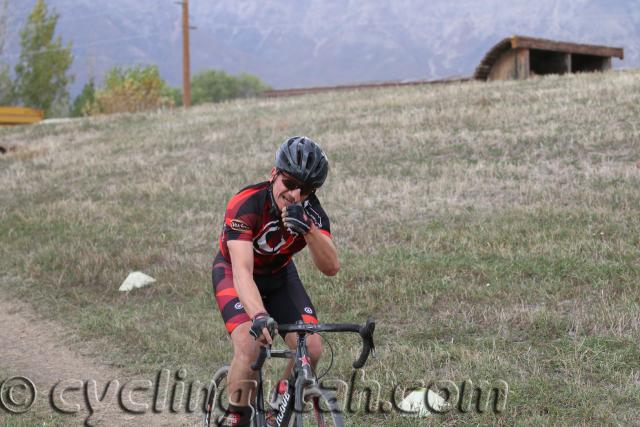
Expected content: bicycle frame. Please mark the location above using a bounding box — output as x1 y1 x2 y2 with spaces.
249 319 375 427
204 319 374 427
253 329 316 427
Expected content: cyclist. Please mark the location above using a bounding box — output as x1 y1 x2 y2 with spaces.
212 136 339 426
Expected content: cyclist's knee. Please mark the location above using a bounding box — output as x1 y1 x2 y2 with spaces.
233 346 261 368
306 334 322 363
284 332 297 349
231 323 261 365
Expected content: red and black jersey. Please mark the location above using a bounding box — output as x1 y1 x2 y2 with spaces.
217 181 332 275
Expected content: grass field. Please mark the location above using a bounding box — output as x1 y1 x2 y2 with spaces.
1 70 639 426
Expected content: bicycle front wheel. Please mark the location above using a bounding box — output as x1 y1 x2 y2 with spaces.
203 365 230 427
293 385 344 427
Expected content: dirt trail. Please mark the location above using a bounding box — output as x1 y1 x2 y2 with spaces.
0 293 202 426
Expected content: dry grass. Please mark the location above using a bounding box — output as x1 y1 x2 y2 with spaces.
1 70 639 426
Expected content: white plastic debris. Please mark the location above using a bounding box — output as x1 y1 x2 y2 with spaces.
398 388 448 416
119 272 156 292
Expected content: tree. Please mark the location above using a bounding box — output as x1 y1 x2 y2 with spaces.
0 66 10 105
161 85 182 108
0 0 13 104
87 65 175 115
0 0 7 52
70 79 95 117
191 70 236 105
234 73 271 98
14 0 73 116
190 69 271 105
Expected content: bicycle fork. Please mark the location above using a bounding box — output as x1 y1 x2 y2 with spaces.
273 332 316 427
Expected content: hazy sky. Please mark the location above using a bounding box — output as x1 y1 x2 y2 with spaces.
3 0 638 95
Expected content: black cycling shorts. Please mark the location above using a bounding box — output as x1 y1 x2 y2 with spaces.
212 252 318 334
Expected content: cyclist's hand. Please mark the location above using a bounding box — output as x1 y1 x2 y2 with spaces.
250 313 278 345
282 203 312 236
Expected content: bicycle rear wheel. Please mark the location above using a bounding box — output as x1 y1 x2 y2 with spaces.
293 385 344 427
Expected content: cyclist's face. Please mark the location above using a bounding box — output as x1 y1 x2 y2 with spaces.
270 168 312 210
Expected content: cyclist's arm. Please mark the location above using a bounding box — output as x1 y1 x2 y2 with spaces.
227 240 267 319
304 224 340 276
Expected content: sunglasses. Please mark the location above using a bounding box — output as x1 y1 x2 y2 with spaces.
280 173 316 196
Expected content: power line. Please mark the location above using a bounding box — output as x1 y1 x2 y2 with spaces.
1 1 182 42
5 7 635 32
5 6 197 38
1 30 174 60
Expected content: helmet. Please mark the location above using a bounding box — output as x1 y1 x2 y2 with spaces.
275 136 329 188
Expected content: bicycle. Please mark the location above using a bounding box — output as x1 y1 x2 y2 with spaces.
203 318 376 427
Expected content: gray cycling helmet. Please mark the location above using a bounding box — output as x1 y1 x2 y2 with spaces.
275 136 329 188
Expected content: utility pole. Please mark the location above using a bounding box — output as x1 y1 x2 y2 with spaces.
181 0 191 108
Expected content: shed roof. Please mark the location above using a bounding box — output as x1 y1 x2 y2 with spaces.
474 35 624 80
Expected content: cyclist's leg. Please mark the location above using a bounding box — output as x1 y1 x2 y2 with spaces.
229 323 261 406
264 261 322 378
212 254 258 425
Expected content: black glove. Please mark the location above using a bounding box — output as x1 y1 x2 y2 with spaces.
249 313 277 340
282 203 312 236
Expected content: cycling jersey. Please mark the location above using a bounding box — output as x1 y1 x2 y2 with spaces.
217 181 331 275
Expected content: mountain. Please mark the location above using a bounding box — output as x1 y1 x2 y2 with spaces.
3 0 639 96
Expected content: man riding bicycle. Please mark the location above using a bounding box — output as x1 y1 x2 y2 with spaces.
212 136 339 426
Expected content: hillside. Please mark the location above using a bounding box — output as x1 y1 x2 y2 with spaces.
1 70 640 425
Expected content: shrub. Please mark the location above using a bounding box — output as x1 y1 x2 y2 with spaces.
70 79 95 117
190 69 270 105
87 65 174 115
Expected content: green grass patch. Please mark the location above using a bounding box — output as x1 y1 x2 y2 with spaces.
1 70 639 425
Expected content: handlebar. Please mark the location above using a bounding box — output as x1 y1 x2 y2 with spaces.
251 318 376 371
353 318 376 369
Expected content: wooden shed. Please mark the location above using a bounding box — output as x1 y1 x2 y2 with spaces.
474 36 624 81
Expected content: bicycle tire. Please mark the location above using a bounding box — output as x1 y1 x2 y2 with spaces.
294 385 345 427
203 367 344 427
203 365 231 427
